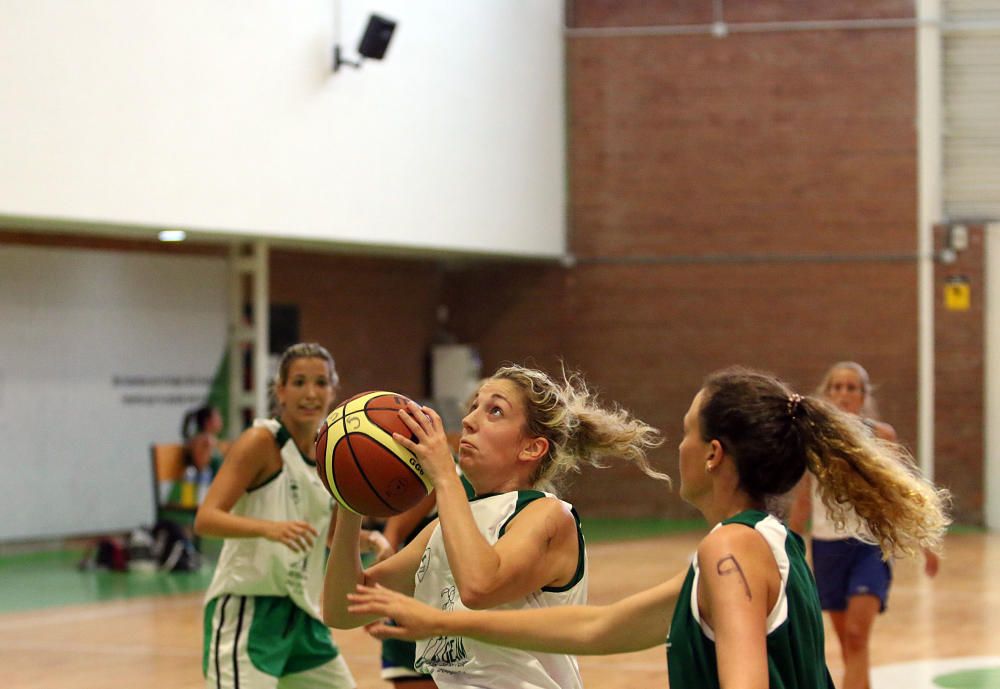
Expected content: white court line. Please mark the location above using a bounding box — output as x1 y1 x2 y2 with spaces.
0 597 200 631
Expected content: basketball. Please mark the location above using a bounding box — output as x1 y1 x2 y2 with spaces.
315 390 433 517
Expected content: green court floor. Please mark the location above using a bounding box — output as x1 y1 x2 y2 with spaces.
0 519 703 614
0 549 214 613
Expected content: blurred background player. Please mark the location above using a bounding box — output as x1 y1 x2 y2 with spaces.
790 361 941 689
195 342 389 689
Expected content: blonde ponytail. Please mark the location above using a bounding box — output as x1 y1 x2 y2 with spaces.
491 365 668 493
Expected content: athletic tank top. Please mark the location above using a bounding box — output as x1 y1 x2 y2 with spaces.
666 510 834 689
810 485 872 540
811 418 877 540
204 418 334 620
414 490 587 689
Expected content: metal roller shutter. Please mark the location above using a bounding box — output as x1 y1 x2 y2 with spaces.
942 1 1000 220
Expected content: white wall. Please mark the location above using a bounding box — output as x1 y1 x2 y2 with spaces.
0 245 227 541
0 1 565 258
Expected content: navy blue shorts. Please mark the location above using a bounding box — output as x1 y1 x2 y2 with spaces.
812 538 892 612
381 630 426 682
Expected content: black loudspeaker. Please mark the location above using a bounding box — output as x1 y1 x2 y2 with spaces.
241 304 300 355
358 14 396 60
268 304 300 355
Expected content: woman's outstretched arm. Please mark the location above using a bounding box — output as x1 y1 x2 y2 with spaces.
349 566 687 655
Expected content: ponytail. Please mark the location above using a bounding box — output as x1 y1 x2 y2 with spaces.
795 398 951 558
491 365 668 494
698 367 950 560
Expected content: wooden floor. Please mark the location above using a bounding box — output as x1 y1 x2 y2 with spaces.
4 529 999 689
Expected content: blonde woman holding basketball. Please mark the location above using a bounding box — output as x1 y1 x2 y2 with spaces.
346 368 949 689
322 364 665 689
195 343 389 689
789 361 940 689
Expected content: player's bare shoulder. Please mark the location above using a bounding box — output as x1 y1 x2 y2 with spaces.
227 426 282 476
509 495 576 540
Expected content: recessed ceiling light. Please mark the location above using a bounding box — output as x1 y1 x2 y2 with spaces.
158 230 187 242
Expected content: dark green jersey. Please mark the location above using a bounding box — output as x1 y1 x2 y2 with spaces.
666 510 835 689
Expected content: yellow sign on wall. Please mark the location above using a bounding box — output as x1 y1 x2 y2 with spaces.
944 276 971 311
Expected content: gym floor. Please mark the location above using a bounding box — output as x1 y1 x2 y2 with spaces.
2 523 998 689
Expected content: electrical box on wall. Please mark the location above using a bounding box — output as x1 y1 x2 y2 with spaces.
431 344 482 430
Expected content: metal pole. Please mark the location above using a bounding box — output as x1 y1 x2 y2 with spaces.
917 0 943 480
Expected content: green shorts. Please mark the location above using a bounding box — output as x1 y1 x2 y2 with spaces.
204 594 355 689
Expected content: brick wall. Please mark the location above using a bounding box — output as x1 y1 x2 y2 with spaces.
440 0 935 519
2 0 984 523
269 249 444 402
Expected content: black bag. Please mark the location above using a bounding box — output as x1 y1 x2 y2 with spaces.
78 537 129 572
151 520 202 572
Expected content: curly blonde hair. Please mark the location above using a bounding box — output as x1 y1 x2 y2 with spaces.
700 367 950 559
489 364 668 493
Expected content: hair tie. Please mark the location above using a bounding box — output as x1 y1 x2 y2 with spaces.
787 393 803 417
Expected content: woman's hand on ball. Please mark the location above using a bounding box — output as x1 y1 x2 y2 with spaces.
394 402 454 485
266 520 319 552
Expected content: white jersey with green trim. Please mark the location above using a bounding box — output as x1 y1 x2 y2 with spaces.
413 490 587 689
204 418 334 621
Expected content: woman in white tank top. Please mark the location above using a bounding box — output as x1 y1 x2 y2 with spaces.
195 343 389 689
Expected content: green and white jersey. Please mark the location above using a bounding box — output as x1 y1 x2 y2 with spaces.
666 510 835 689
204 418 334 621
414 490 587 689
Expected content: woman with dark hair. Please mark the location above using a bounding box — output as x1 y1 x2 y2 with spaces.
182 404 225 477
345 367 949 689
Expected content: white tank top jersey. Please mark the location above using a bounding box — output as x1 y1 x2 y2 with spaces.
414 490 587 689
204 418 334 620
810 417 878 541
810 483 873 541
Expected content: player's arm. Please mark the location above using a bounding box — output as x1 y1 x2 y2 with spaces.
439 491 579 609
871 420 897 442
393 401 578 609
323 511 435 629
194 428 317 552
351 567 687 654
383 491 437 550
697 525 775 689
